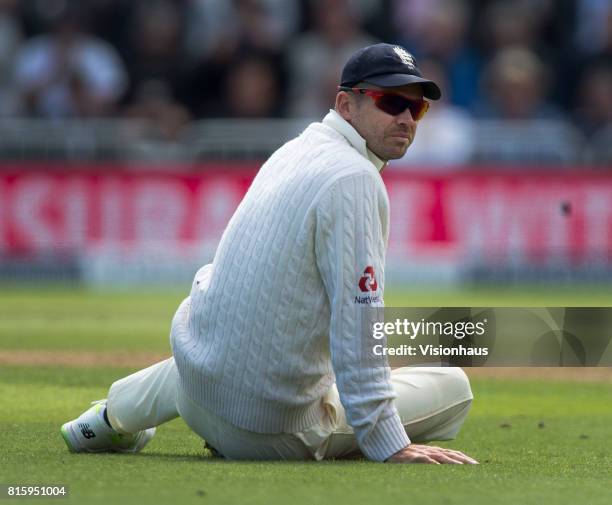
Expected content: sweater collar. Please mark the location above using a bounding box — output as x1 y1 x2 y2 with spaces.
322 109 387 173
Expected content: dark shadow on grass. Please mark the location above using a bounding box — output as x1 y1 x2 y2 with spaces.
132 452 212 462
67 451 211 462
132 452 373 465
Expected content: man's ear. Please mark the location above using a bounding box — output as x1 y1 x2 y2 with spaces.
334 91 354 122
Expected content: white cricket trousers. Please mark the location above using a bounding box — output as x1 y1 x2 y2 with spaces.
106 300 473 461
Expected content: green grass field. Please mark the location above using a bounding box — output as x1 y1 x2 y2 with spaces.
1 286 611 505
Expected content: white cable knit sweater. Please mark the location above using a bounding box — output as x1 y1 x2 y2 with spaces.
171 109 410 461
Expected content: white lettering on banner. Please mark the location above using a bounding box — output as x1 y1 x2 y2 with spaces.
540 184 572 258
446 180 509 258
13 175 57 249
387 181 435 256
133 180 189 243
64 178 88 248
99 178 125 243
0 179 4 248
446 180 574 261
584 187 612 258
195 180 243 241
501 186 554 259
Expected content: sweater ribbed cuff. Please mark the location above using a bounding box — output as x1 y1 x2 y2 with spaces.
359 413 411 462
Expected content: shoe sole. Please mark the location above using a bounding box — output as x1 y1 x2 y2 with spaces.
60 423 78 453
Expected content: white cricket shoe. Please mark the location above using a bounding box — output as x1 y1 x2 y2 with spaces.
60 400 156 453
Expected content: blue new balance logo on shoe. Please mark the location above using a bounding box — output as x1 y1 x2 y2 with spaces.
78 422 96 439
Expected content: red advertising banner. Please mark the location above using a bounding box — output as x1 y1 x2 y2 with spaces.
0 165 254 255
385 171 612 264
1 164 612 266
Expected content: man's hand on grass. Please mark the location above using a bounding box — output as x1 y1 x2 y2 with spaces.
386 444 479 465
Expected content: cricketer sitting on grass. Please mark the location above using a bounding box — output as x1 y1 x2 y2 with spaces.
61 43 477 464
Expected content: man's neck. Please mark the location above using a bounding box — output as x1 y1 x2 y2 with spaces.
322 110 388 173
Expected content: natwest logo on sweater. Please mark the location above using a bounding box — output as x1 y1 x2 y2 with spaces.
358 266 378 292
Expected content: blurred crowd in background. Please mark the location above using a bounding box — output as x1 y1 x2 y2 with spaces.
0 0 610 164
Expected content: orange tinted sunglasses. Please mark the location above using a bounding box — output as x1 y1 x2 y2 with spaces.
338 86 430 120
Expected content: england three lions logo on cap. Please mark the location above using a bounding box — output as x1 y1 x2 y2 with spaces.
393 46 416 70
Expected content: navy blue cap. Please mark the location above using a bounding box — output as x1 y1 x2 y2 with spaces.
340 43 441 100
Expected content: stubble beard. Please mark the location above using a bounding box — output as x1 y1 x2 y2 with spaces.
381 136 413 161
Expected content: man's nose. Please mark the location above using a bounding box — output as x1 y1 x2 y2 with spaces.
395 107 417 126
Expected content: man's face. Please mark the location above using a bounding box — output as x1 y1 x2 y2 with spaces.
341 83 425 161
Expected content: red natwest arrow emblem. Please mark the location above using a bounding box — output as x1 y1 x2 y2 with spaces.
359 266 378 292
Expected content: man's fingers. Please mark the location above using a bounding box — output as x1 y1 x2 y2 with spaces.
429 452 463 464
387 451 440 464
414 455 440 464
420 446 479 465
440 448 479 464
387 445 479 465
445 453 478 465
440 453 465 464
